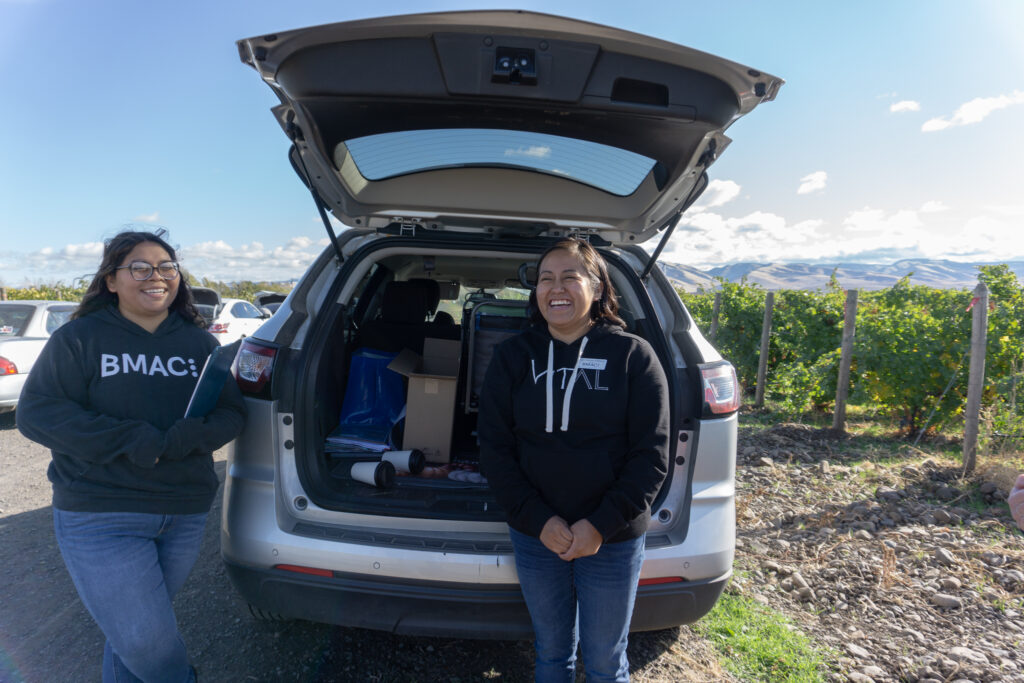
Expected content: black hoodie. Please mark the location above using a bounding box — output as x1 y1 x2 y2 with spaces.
478 321 669 544
16 305 246 514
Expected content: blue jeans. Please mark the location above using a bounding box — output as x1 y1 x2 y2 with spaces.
53 509 207 683
509 527 644 683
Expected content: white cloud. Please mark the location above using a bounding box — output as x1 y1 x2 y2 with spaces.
287 236 316 249
0 241 106 286
504 145 551 159
843 207 924 236
6 205 1024 287
890 213 1024 263
920 201 948 213
186 240 238 257
983 204 1024 218
797 171 827 195
659 197 1024 269
890 100 921 113
176 236 329 281
0 235 337 287
62 242 105 258
662 206 828 267
691 179 741 210
922 90 1024 132
826 206 1022 264
133 211 160 223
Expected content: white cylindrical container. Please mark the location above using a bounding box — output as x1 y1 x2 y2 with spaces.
350 460 396 488
381 449 426 474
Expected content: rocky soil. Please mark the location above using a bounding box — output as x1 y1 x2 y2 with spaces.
3 411 1022 682
733 422 1024 683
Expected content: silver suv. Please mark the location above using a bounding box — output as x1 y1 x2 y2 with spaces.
223 10 780 637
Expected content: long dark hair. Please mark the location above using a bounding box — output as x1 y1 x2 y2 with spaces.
72 229 205 327
528 238 626 329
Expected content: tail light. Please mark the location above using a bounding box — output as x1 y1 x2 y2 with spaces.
698 361 740 416
209 323 230 334
235 339 276 397
0 357 17 375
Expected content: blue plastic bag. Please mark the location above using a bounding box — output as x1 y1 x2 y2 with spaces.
336 348 406 446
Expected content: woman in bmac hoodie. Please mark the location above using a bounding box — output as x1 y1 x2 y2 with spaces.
17 230 246 682
479 238 670 683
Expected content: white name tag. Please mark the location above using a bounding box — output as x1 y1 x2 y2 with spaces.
578 358 607 370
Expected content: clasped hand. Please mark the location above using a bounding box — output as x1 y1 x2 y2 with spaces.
540 516 603 561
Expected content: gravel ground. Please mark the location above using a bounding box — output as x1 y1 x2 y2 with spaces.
733 422 1024 683
5 411 1022 682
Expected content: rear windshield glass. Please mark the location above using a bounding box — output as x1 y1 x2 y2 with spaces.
343 129 655 196
195 304 217 325
45 307 75 333
0 305 34 336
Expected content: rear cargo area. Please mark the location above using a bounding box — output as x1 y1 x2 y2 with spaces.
297 248 661 520
301 252 537 518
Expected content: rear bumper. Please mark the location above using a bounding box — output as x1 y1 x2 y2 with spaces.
0 374 28 410
223 559 728 639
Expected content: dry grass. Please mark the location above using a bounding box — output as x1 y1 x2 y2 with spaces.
630 627 740 682
977 458 1024 492
879 544 898 589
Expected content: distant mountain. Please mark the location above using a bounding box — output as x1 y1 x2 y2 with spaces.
659 259 1024 292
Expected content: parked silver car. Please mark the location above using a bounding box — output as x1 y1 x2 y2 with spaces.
0 300 78 412
222 10 781 637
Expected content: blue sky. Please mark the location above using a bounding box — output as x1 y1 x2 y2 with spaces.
1 0 1022 286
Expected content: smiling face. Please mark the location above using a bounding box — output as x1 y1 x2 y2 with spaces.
105 241 180 333
536 248 602 343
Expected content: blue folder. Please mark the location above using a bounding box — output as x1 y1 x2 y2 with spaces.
184 342 239 418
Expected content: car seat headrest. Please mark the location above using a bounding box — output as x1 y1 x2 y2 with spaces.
381 281 432 324
433 310 456 326
408 278 441 315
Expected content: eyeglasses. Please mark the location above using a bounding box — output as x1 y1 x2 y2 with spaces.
115 261 180 281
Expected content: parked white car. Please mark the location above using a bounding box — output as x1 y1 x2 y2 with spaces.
206 297 268 346
0 300 78 412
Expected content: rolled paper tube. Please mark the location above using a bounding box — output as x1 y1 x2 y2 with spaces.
381 449 425 474
351 460 396 488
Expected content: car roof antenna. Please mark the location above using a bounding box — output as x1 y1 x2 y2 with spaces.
286 118 345 265
640 171 709 282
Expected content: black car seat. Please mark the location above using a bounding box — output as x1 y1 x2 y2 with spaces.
433 311 456 326
359 280 436 354
411 278 460 342
359 279 462 354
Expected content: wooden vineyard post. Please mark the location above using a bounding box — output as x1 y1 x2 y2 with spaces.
754 291 774 408
963 282 989 476
832 289 859 434
708 291 722 342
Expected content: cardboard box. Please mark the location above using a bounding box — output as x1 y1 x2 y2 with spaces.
387 338 461 463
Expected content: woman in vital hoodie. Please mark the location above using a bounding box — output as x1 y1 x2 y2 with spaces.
479 238 670 683
17 230 246 683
